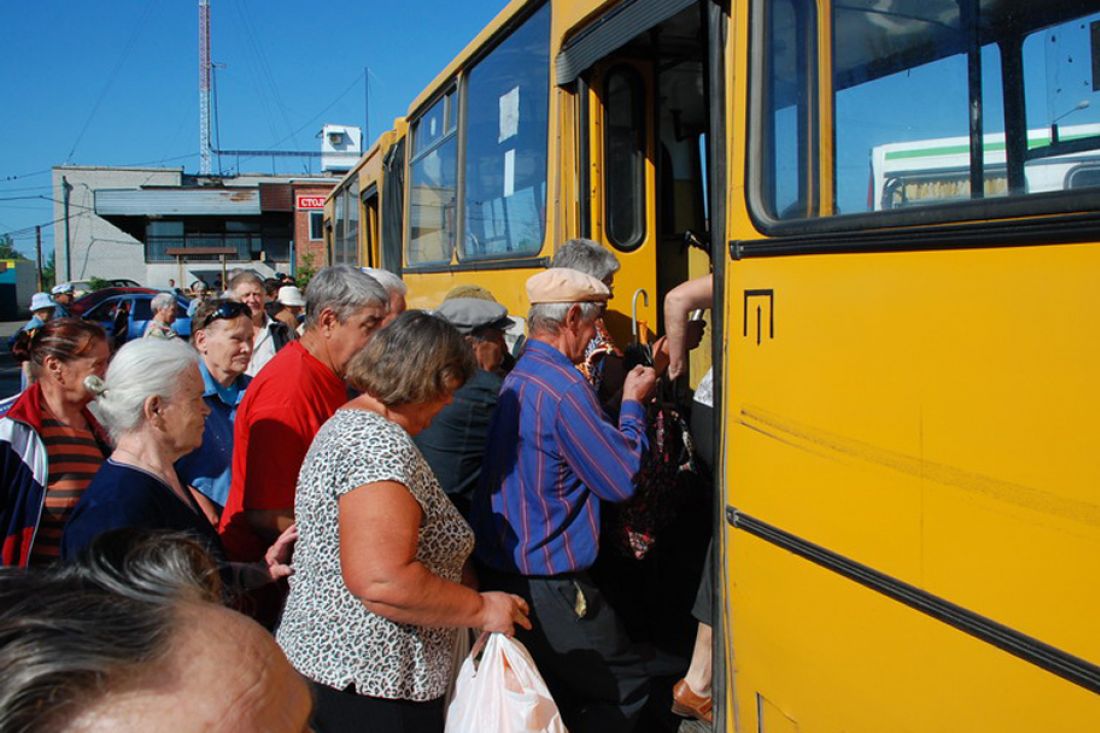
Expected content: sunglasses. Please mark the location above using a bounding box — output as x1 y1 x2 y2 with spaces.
200 301 251 329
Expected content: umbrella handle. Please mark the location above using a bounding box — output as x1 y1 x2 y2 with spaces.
631 288 649 342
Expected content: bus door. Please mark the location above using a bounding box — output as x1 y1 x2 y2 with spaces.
361 183 379 268
583 4 712 360
586 58 658 345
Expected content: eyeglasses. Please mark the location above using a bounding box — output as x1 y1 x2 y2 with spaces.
200 301 251 329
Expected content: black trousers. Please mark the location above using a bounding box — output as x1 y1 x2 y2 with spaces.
479 566 652 733
310 682 444 733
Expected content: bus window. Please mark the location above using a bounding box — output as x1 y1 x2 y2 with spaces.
1021 12 1100 192
461 2 550 260
756 0 817 220
408 92 458 265
604 65 646 250
332 191 345 265
335 182 359 265
381 138 405 272
755 1 1100 224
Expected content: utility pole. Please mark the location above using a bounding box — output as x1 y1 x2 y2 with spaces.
364 66 370 146
62 175 72 283
35 226 43 291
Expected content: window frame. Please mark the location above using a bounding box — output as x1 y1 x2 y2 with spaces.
602 64 648 251
405 86 461 267
402 1 552 271
745 0 1100 240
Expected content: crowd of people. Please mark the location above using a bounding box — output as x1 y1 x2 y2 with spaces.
0 243 716 733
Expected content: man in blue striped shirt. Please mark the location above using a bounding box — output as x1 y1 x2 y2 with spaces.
471 268 656 733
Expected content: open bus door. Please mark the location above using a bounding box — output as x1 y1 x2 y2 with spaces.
580 5 714 368
586 58 659 346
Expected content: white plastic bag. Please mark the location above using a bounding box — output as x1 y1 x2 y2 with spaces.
445 632 568 733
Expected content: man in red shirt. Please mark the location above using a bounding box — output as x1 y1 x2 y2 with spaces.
218 265 390 562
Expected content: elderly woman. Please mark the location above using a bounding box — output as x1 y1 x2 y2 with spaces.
60 339 293 587
276 311 530 732
0 319 111 566
174 299 254 520
143 292 179 339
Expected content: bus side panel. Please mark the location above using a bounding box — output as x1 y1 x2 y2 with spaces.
403 269 538 318
728 531 1100 732
722 242 1100 730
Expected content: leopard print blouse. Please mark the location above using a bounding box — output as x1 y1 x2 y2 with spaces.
276 408 475 700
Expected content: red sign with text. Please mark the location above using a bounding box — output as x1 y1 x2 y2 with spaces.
296 195 326 210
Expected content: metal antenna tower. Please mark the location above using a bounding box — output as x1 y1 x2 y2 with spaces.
199 0 212 175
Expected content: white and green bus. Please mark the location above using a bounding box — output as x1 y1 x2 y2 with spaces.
872 122 1100 210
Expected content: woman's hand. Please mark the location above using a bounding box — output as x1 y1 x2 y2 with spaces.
264 523 299 581
477 591 532 636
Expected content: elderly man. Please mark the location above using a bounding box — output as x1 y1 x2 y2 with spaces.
471 268 657 733
186 280 211 317
361 266 407 325
50 282 74 318
227 271 292 376
0 530 312 732
218 265 388 564
142 292 179 339
414 296 514 517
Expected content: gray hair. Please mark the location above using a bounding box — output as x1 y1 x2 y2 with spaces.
361 267 408 296
0 530 222 732
528 301 603 335
150 292 176 313
304 264 388 329
346 310 474 406
92 339 200 441
227 270 263 292
550 238 620 281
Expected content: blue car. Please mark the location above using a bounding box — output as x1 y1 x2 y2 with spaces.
81 292 192 341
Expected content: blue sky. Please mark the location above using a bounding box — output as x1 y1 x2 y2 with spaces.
0 0 507 256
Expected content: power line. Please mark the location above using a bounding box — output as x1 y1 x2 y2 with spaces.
0 170 52 183
264 70 365 151
0 184 52 193
66 0 160 162
232 0 298 148
2 213 85 240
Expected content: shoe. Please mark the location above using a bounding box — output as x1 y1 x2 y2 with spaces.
671 678 713 723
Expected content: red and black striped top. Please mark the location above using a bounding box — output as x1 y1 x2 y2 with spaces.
30 414 106 565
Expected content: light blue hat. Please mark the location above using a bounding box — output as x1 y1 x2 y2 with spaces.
30 292 54 311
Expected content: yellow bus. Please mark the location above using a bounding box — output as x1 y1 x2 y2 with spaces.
324 127 405 271
328 0 1100 727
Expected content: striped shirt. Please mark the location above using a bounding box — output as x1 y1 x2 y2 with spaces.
30 415 105 565
470 339 648 576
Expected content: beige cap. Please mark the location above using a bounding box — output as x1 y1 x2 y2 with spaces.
526 268 610 305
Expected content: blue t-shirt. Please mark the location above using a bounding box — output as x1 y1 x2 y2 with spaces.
61 460 224 562
175 361 250 507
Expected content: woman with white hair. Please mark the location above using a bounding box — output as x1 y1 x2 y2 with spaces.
61 339 294 585
143 292 179 339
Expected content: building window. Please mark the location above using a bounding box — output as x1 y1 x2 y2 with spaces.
309 211 323 240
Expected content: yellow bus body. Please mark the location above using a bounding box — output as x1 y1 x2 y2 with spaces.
324 0 1100 727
